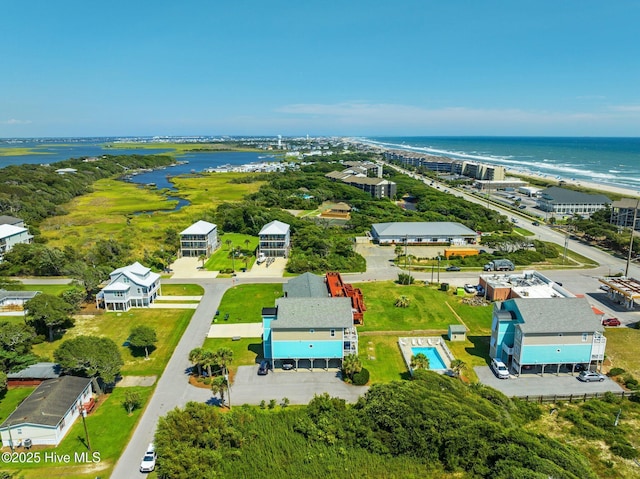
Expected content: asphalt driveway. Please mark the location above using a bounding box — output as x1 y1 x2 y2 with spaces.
475 366 624 398
230 365 368 405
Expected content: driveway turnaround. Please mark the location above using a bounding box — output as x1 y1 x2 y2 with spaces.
475 366 624 398
231 366 368 405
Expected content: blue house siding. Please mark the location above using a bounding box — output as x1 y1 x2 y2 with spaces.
272 340 343 359
262 315 275 359
520 344 593 364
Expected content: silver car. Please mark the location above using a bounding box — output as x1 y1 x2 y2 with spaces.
578 371 606 382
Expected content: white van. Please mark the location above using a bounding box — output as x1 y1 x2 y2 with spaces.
491 358 510 379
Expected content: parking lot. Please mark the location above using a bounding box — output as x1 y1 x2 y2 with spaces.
229 365 368 405
475 366 624 398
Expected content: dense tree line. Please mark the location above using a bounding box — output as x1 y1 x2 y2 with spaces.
153 372 600 478
568 209 640 258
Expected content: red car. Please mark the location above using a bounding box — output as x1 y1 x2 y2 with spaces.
602 317 621 326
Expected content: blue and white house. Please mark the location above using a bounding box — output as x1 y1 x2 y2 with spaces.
96 262 161 311
0 224 33 262
490 298 606 375
262 297 358 370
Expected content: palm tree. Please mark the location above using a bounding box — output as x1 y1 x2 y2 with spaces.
394 295 410 308
200 350 216 378
450 359 466 377
211 375 227 406
188 347 206 377
198 254 206 268
410 353 430 371
342 354 362 382
225 239 233 250
244 238 250 253
214 347 234 407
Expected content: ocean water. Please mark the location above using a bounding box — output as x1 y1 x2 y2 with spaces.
364 136 640 192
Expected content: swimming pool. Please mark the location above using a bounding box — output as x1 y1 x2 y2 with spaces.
411 347 447 370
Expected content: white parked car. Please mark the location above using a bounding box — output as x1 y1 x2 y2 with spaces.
140 442 156 472
491 358 510 379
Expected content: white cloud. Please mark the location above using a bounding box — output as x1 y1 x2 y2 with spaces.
608 105 640 113
2 119 32 125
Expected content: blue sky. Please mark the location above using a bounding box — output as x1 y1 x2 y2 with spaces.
2 1 639 137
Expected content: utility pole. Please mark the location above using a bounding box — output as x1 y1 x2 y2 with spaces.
404 235 408 272
625 198 639 277
224 367 231 409
78 405 91 451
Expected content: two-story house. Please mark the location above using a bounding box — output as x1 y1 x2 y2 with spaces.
262 297 358 371
258 220 290 258
180 220 218 258
96 262 161 311
490 298 606 376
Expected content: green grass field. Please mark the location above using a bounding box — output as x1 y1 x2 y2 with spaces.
355 282 463 332
215 284 283 323
602 327 640 378
359 335 409 383
161 284 204 296
32 309 193 377
205 233 259 271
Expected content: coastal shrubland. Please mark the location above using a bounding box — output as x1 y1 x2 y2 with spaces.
153 373 600 479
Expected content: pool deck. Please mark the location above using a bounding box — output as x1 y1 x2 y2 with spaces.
398 336 456 373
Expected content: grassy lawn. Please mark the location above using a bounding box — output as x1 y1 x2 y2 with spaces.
513 227 535 236
202 337 262 375
5 386 153 479
602 327 640 378
355 282 463 332
359 335 408 383
161 284 204 296
205 233 259 271
5 284 78 296
32 309 193 377
0 387 35 423
215 284 283 323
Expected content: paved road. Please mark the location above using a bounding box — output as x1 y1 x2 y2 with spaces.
111 279 232 479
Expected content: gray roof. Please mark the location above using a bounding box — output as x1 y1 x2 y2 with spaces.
539 187 610 205
283 273 328 298
612 198 640 209
180 220 216 235
510 298 603 334
372 222 478 237
0 215 23 226
272 297 353 329
7 362 61 380
0 289 40 302
344 176 389 186
448 324 467 333
0 376 92 428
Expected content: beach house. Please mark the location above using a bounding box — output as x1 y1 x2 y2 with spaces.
0 223 33 262
489 298 606 376
179 220 218 258
0 376 93 447
262 297 358 371
258 220 290 258
96 262 161 311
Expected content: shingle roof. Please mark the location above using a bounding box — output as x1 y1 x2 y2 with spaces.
272 297 353 329
7 362 61 380
259 220 290 235
0 376 92 428
540 187 610 205
511 298 603 334
0 289 40 302
283 273 328 298
180 220 217 236
372 222 478 237
0 215 23 226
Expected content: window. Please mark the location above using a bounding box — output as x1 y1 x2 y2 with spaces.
330 329 335 337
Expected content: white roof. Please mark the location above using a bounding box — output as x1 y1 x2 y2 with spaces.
180 220 217 236
103 282 130 292
112 261 150 276
109 262 160 288
259 220 290 235
372 222 477 237
0 224 28 239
